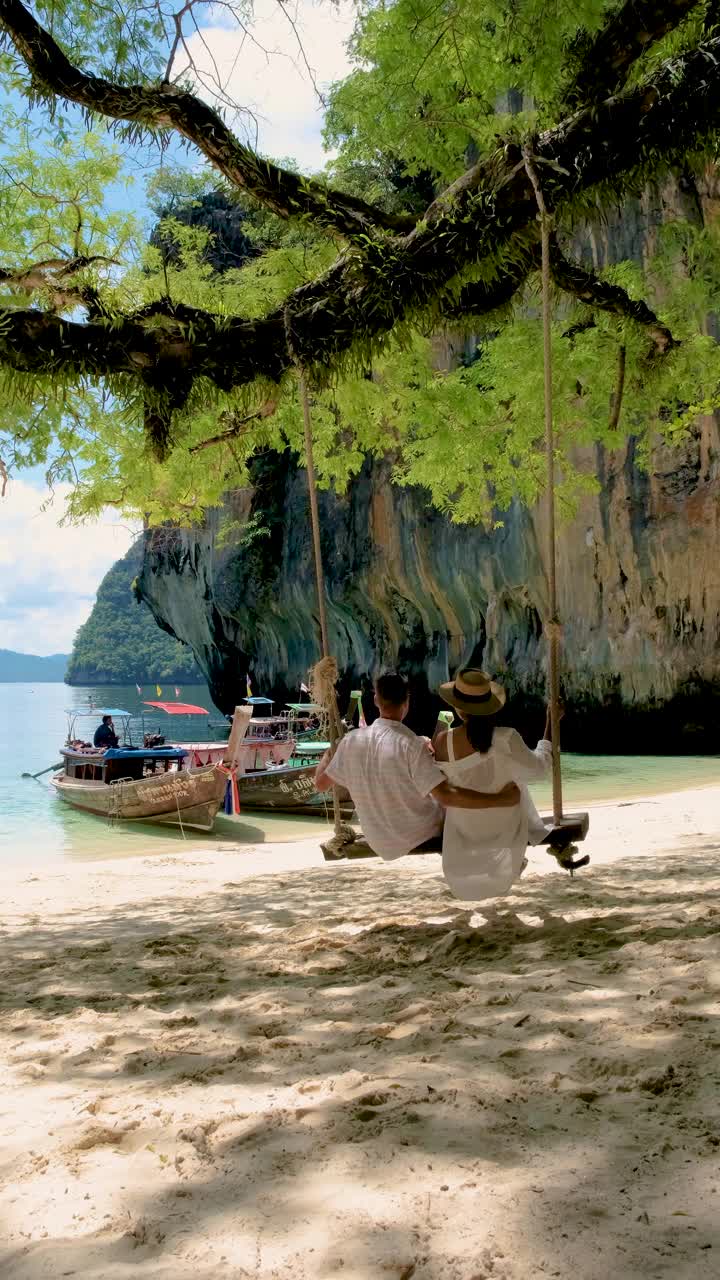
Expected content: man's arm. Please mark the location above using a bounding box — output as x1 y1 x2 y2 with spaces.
314 750 332 793
411 740 519 809
431 780 521 809
314 744 339 793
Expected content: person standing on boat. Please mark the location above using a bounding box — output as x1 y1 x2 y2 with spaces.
93 715 119 750
315 672 520 860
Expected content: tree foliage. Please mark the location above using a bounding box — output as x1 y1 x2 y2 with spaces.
0 0 719 526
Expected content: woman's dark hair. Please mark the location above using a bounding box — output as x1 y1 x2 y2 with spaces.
464 713 497 753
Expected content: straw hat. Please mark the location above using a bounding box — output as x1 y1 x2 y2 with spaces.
439 668 506 716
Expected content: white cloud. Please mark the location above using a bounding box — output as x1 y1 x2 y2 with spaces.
182 0 356 170
0 479 138 655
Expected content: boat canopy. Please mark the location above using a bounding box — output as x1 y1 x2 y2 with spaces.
244 696 274 706
285 702 323 713
65 707 132 718
143 701 209 715
104 747 188 761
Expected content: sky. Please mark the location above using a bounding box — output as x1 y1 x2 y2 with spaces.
0 0 356 657
0 478 140 654
181 0 355 171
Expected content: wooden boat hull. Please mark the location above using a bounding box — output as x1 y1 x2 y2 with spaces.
236 762 352 816
51 764 227 832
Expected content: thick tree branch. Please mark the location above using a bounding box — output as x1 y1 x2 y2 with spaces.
548 238 678 357
563 316 596 343
0 0 415 239
0 253 117 311
0 308 165 379
0 303 287 389
264 36 717 374
561 0 703 109
450 244 542 320
0 33 718 450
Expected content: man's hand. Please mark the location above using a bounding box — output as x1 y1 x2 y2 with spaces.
432 780 521 810
419 735 435 756
314 747 332 792
314 740 340 793
544 702 562 740
544 702 565 737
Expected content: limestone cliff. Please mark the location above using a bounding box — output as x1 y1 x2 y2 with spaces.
67 539 203 686
137 426 720 749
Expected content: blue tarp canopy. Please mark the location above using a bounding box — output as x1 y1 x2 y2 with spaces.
66 707 132 718
244 696 274 705
104 747 188 761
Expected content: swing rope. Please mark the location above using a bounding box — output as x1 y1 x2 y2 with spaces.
523 147 564 824
284 308 346 839
299 372 332 661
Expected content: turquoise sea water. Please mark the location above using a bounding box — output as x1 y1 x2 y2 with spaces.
1 682 718 866
0 682 335 866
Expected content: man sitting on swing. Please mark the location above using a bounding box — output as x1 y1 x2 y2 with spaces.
315 672 520 861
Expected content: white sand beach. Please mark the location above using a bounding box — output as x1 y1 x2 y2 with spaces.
1 784 719 1279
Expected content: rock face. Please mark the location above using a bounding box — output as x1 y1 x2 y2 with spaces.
137 172 720 750
67 539 203 686
138 425 720 749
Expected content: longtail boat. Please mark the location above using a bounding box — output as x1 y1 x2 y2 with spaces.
142 697 354 818
51 707 235 831
143 698 296 772
142 697 335 812
233 761 351 816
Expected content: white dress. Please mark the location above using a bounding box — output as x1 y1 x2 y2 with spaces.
439 726 552 901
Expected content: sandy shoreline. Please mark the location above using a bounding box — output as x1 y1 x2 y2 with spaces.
2 784 719 1278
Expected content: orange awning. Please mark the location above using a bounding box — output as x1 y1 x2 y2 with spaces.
143 700 209 715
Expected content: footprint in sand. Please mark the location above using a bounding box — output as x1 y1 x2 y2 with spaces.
73 1122 138 1151
353 1089 393 1121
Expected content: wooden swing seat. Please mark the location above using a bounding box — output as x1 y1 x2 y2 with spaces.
322 809 589 866
539 811 590 874
539 811 589 846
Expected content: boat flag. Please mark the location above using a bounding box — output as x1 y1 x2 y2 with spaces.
136 684 142 696
222 766 240 816
300 682 309 694
246 676 252 698
352 689 367 727
156 685 162 696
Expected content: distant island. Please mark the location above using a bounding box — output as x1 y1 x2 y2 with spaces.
0 649 69 682
65 538 203 686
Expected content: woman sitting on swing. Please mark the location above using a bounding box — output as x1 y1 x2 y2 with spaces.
434 668 553 901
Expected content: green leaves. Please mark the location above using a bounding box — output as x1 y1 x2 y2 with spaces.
0 1 718 535
325 0 705 185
